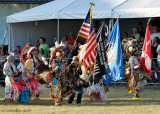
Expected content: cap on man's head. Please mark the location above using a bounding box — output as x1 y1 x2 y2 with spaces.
7 55 12 60
72 56 78 61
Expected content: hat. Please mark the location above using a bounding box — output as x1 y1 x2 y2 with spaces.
56 44 64 49
27 47 37 58
7 55 12 60
22 67 27 73
56 51 64 58
20 45 31 58
126 39 138 56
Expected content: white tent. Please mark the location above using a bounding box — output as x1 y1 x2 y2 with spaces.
112 0 160 18
7 0 127 52
7 0 160 52
7 0 126 23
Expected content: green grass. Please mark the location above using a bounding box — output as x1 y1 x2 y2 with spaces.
0 85 160 114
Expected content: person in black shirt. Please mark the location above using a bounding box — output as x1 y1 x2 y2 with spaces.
152 37 159 67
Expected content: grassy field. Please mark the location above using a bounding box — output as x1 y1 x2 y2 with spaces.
0 85 160 114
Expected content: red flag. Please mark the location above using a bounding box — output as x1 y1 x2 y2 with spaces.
140 24 151 78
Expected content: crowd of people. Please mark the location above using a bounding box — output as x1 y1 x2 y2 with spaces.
121 21 160 81
1 33 106 106
0 19 160 105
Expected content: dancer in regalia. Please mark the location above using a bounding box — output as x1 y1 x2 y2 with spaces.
35 44 74 106
24 47 40 100
50 51 73 106
12 67 31 103
3 55 18 101
125 39 147 99
32 50 48 66
68 56 83 104
68 56 89 104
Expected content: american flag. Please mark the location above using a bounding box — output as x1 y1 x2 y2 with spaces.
81 9 97 67
78 9 91 39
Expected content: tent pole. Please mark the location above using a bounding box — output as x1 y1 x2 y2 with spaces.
2 26 8 53
57 19 60 43
8 24 11 53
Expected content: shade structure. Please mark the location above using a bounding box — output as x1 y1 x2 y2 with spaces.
7 0 126 23
7 0 160 52
112 0 160 18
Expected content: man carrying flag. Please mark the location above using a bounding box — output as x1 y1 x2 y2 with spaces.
77 3 97 82
68 3 97 104
84 23 109 101
125 39 142 99
124 21 150 99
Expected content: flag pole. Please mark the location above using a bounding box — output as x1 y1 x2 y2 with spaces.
65 3 95 65
118 15 121 20
147 18 151 24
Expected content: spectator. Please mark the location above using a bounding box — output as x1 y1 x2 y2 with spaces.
61 35 70 57
150 26 160 44
68 43 74 57
123 32 128 39
72 43 79 57
67 43 74 64
34 41 40 50
152 37 159 67
137 22 145 37
54 38 59 47
68 32 76 44
49 38 57 47
122 32 130 50
39 48 47 58
132 28 141 43
13 49 20 67
138 37 145 52
156 39 160 66
16 46 21 55
61 35 68 50
149 23 154 34
39 37 49 57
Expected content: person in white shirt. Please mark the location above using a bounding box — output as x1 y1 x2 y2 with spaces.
3 55 18 101
156 43 160 65
132 28 141 43
150 26 160 44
